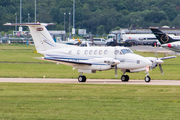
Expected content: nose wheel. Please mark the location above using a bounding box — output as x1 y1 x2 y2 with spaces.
121 75 129 82
145 70 151 82
145 76 151 82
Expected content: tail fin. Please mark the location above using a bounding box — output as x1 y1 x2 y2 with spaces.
4 23 57 52
150 27 174 44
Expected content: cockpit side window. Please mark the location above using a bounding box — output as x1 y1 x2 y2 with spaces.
121 49 134 54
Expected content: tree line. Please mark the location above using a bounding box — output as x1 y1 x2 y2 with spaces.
1 0 180 36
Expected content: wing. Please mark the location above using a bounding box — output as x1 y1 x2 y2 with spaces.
160 56 176 60
34 57 92 66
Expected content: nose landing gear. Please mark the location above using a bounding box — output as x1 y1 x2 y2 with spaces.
145 71 151 82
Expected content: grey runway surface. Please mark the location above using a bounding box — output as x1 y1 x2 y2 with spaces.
0 78 180 85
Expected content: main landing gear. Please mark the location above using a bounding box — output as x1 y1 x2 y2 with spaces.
121 71 129 82
78 73 86 82
77 72 151 83
121 75 129 82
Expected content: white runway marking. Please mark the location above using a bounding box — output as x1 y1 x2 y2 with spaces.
0 78 180 85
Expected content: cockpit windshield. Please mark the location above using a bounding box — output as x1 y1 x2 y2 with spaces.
121 49 134 54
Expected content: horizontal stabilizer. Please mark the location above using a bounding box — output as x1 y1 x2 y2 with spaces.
4 23 55 26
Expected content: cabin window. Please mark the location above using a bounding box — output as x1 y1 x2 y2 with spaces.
84 50 88 55
99 50 103 55
94 50 98 55
89 50 93 55
104 50 108 55
114 50 119 55
77 50 80 55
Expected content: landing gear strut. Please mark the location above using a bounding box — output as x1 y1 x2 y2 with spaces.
78 72 86 82
144 71 151 82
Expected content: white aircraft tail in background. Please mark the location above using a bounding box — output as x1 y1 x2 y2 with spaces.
5 23 176 82
5 23 69 52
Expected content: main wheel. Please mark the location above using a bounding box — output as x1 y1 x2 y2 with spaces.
125 75 129 82
78 75 86 82
144 76 151 82
121 75 129 82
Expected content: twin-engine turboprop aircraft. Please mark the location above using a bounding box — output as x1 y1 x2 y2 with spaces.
5 23 176 82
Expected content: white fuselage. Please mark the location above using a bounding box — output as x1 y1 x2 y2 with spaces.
161 42 180 53
40 46 152 73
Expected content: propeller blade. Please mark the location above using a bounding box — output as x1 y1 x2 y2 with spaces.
115 65 118 77
154 51 158 59
159 64 164 74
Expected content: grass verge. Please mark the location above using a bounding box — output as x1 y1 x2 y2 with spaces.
1 83 180 120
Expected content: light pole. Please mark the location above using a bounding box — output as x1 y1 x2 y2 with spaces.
73 0 75 37
69 12 71 38
15 13 17 31
28 13 30 23
35 0 36 23
64 13 66 31
20 0 22 24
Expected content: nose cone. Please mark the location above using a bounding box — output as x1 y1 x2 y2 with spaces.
156 59 163 64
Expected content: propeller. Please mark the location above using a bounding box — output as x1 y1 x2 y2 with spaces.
154 51 164 74
159 64 164 74
112 57 120 77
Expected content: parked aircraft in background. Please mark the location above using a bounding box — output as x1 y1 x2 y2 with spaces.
150 27 180 53
5 23 176 82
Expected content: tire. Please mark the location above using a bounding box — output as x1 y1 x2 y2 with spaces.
144 76 151 82
121 75 126 82
125 75 129 82
78 76 86 82
121 75 129 82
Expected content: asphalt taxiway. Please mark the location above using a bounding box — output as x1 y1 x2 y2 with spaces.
0 78 180 85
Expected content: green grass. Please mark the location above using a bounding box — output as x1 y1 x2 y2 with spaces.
1 83 180 120
0 44 180 80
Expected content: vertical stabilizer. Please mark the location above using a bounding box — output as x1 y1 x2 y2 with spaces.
150 28 174 44
4 23 57 52
28 23 57 51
